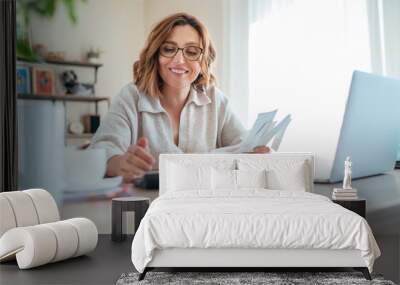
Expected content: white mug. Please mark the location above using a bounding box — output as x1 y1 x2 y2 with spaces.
64 147 107 188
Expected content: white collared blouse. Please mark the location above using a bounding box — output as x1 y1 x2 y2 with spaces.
90 83 246 167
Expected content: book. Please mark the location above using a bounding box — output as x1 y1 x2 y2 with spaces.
333 188 358 194
332 193 358 197
237 110 291 153
332 191 358 199
16 65 31 94
332 195 359 200
332 186 358 200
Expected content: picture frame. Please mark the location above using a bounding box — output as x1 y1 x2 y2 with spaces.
32 66 55 95
16 65 31 94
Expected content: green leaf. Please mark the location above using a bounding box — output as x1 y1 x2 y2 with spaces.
62 0 77 24
29 0 56 18
17 0 86 25
16 39 39 62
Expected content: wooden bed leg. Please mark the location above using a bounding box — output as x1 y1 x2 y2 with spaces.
354 267 372 280
362 268 372 281
138 268 148 281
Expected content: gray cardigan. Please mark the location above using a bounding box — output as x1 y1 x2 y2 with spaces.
90 83 247 167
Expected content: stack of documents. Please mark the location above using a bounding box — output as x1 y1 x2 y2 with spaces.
236 110 291 153
332 188 358 200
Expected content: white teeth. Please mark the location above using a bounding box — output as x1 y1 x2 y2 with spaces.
170 68 187 74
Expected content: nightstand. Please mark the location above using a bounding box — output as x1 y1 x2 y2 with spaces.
332 199 366 218
111 197 150 242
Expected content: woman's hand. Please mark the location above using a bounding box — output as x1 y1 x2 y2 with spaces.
251 145 271 154
107 137 155 183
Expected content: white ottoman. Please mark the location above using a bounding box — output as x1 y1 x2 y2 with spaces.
0 189 98 269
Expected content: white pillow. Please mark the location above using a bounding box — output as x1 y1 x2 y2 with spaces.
237 159 308 191
167 162 212 191
212 169 237 190
211 169 268 190
236 169 268 189
266 162 306 191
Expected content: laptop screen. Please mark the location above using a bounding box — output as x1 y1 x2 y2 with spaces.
329 71 400 182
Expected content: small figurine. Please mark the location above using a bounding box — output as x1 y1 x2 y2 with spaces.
342 156 352 190
61 70 78 94
332 156 357 200
61 70 94 95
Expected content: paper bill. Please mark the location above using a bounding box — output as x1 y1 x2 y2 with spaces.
237 111 291 153
238 110 277 152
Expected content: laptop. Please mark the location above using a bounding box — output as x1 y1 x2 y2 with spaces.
317 70 400 183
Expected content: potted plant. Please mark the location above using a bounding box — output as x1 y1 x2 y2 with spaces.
16 0 86 62
86 47 104 64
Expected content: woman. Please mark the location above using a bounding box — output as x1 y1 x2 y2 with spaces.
91 13 269 182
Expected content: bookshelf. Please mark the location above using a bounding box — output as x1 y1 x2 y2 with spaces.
17 94 110 114
17 59 103 86
17 59 109 145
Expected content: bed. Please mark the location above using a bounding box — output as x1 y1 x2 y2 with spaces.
131 153 380 280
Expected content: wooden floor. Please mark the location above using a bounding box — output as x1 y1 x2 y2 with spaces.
0 235 134 285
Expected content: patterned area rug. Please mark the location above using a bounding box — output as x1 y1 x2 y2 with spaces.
116 271 396 285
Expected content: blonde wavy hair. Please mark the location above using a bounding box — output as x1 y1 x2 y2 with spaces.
133 13 216 98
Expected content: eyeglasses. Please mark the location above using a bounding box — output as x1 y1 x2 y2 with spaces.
159 43 203 61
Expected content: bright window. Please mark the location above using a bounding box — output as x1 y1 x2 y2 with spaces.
248 0 374 157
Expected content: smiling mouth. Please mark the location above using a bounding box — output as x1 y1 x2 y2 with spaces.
169 68 189 75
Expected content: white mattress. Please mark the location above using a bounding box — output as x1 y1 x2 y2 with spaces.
131 190 380 273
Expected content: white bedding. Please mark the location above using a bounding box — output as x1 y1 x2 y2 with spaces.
131 190 380 273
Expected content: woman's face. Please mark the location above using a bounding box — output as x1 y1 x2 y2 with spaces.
158 25 202 92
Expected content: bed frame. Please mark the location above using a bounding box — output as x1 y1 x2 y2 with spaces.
138 154 372 281
139 248 371 280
